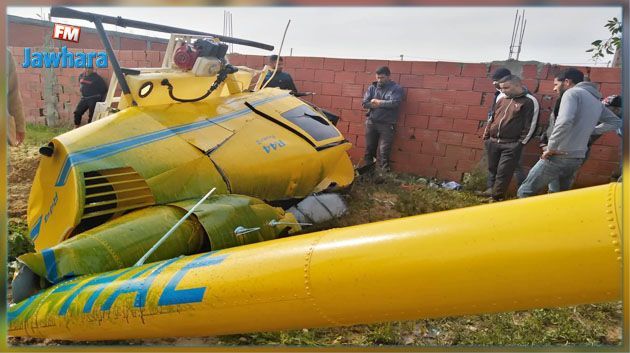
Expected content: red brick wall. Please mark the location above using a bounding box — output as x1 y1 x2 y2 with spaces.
228 54 622 188
9 46 622 188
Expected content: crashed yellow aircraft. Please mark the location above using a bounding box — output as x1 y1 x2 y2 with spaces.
8 7 624 342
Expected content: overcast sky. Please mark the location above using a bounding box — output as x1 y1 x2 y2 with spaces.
7 6 622 66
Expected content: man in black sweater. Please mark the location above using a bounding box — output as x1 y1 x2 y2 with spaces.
74 68 108 128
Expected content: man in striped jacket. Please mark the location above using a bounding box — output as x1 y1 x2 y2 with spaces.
482 74 539 201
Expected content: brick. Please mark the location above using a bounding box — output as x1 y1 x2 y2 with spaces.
537 80 556 94
451 119 482 134
406 88 431 102
428 117 453 130
594 132 622 147
294 68 315 81
411 61 436 75
467 106 489 121
454 91 482 105
343 59 366 72
437 131 463 145
314 69 335 83
473 77 493 92
401 99 419 114
418 102 443 116
442 105 468 119
600 83 622 97
456 159 478 172
321 83 342 96
522 79 539 93
301 81 322 94
283 56 304 69
447 76 474 91
131 50 146 61
118 50 133 61
414 129 438 143
341 109 364 123
348 122 364 135
303 57 324 69
437 169 464 182
589 67 621 83
313 94 332 108
399 74 423 88
365 60 389 72
414 163 438 178
331 96 353 110
430 90 456 104
521 64 539 79
387 60 412 74
227 54 246 65
323 58 344 71
355 71 374 84
421 141 447 156
342 83 364 97
436 62 462 76
462 133 483 148
432 156 458 171
461 63 488 78
574 173 611 188
589 145 621 162
444 144 475 160
245 55 265 69
404 114 429 129
422 75 448 89
394 139 422 153
146 51 160 63
335 71 356 84
352 97 365 110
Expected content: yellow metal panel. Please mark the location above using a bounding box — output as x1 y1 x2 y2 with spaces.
10 183 622 340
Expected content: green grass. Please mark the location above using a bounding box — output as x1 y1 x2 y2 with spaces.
23 122 72 147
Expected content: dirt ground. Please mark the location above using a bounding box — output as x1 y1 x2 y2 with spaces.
8 146 40 219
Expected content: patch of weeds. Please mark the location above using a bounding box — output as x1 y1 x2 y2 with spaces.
24 122 72 147
8 219 33 261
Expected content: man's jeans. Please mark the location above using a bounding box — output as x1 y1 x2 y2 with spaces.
364 120 396 171
517 156 584 198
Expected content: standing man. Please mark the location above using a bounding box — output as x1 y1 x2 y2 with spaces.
7 49 25 147
361 66 404 172
74 67 108 129
263 55 297 95
482 75 539 201
517 68 621 197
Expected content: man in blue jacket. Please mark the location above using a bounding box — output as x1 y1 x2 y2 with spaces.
361 66 404 172
517 68 621 197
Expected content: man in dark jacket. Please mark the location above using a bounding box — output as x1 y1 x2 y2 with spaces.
361 66 404 172
483 74 539 201
263 55 297 94
74 68 108 128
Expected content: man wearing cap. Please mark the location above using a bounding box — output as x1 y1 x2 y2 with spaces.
518 68 621 197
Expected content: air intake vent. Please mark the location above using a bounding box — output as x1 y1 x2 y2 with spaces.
74 167 155 234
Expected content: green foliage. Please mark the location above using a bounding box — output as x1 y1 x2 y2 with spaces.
8 219 33 261
587 17 622 61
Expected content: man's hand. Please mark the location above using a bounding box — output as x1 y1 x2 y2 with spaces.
541 149 566 160
370 99 383 108
15 131 25 146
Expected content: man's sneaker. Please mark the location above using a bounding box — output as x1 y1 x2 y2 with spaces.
475 188 493 197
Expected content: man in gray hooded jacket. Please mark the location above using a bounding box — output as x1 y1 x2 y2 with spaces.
518 68 621 197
